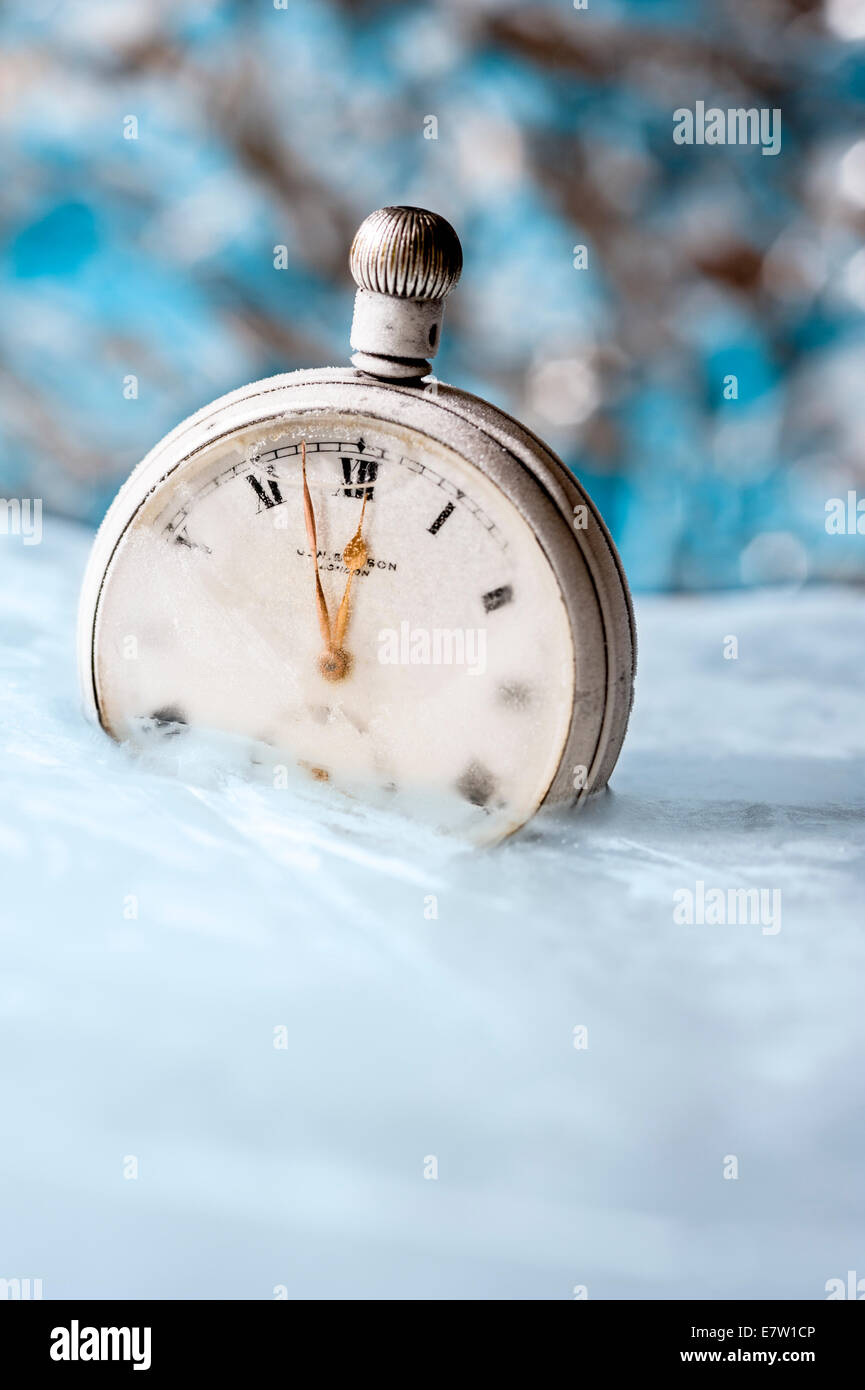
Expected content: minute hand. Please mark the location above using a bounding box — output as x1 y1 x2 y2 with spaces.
300 440 332 651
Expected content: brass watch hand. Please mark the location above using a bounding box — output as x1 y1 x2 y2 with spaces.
332 490 369 651
300 440 332 651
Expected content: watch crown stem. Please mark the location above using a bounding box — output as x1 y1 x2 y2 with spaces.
348 207 462 381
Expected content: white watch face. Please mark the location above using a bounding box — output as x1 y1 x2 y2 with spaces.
91 411 575 842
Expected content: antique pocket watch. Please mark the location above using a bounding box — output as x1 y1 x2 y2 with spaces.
78 207 635 844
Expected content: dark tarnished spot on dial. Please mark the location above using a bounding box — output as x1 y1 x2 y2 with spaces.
456 760 496 808
498 681 531 710
150 705 188 736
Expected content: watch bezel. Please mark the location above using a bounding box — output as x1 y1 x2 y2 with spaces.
78 368 634 818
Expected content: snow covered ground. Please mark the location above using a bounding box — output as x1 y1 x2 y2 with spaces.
1 519 863 1300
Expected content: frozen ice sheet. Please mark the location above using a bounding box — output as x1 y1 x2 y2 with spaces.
1 520 863 1299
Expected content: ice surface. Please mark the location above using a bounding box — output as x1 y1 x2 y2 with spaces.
1 520 863 1299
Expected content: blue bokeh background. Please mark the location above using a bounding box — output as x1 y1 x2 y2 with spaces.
2 0 865 589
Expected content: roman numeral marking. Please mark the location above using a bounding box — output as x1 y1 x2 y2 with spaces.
246 473 283 510
428 500 455 536
482 585 513 613
167 522 210 553
341 458 377 500
175 531 210 553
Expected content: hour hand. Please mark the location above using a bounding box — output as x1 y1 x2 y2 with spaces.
332 491 369 652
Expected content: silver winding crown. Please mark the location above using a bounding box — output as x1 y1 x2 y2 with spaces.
350 206 462 302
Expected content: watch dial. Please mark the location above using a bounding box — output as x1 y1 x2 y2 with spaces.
92 413 576 842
